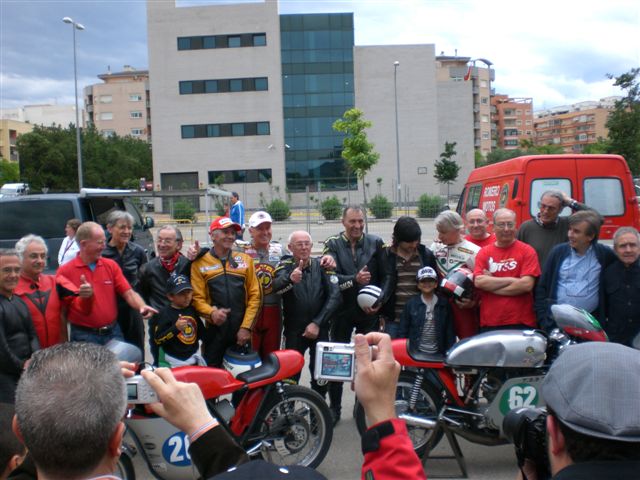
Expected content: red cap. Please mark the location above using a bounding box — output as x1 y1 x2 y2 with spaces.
209 216 241 233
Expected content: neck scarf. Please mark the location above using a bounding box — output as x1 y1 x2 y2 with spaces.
160 251 181 272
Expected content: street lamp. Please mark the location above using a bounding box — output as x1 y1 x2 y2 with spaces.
393 60 401 211
62 16 85 191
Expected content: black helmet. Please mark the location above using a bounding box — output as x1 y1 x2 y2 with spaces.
440 267 474 299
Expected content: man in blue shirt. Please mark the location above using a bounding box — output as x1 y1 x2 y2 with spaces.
534 210 615 331
229 192 245 240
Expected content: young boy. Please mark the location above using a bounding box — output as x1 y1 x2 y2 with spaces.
154 274 205 367
398 266 456 354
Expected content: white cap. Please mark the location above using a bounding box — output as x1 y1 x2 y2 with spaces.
249 211 273 228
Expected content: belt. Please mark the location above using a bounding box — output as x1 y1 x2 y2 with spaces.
72 321 117 336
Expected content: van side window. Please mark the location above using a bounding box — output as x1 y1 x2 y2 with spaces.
466 184 482 212
530 179 572 218
0 200 75 240
584 178 624 216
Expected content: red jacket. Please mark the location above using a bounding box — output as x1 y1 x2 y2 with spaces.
15 274 63 348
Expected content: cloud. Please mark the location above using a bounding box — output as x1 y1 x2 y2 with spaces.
0 73 96 109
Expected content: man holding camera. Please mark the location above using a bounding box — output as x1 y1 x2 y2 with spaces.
513 342 640 480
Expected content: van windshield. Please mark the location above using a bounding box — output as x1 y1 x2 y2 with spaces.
583 178 624 216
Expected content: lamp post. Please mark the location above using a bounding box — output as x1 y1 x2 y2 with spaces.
62 16 85 191
393 60 401 212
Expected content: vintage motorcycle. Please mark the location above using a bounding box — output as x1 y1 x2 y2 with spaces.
355 304 608 456
111 346 333 480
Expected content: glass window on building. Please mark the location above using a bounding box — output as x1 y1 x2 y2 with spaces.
255 77 268 91
229 79 243 92
101 129 115 137
257 122 270 135
177 37 190 50
231 123 245 136
130 111 143 119
129 94 142 101
253 33 266 46
181 125 195 138
179 81 192 95
131 128 144 136
100 112 113 120
228 36 241 48
100 95 112 104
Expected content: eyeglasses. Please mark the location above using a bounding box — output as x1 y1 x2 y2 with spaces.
538 201 560 211
494 222 516 229
157 237 176 245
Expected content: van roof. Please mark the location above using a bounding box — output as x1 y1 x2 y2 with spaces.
468 154 627 182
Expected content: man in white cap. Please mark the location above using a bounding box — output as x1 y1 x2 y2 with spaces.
191 217 261 366
235 211 286 357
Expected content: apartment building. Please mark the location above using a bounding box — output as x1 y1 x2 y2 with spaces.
146 0 479 208
83 67 151 141
0 120 33 162
492 95 534 150
533 98 617 153
0 104 79 128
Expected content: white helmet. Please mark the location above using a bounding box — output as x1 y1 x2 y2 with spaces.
357 285 382 310
223 345 262 377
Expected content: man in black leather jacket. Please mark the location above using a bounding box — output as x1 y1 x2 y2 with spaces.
379 217 437 338
321 205 384 423
138 225 196 364
273 231 341 396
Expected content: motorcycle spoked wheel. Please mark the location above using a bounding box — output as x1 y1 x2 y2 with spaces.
252 385 333 468
115 452 136 480
355 371 444 456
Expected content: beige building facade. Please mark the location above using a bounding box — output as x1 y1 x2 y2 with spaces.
0 120 33 162
84 67 151 141
492 95 534 150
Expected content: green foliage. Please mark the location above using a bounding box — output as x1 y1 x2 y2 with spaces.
582 139 610 154
319 195 342 220
264 198 291 221
172 200 196 222
474 150 485 167
0 158 20 184
417 194 444 218
369 194 393 219
434 142 461 186
606 68 640 174
16 124 152 192
484 144 564 165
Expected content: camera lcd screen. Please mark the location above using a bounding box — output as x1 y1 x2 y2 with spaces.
321 352 353 378
127 383 138 400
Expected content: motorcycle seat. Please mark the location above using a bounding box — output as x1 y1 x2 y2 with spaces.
236 353 280 384
407 346 445 364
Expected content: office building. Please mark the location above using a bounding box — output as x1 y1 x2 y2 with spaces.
84 67 151 141
492 95 534 150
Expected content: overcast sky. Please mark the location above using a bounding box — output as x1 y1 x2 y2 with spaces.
1 0 638 111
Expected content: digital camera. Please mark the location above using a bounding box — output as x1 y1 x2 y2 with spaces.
503 407 551 479
126 375 159 404
314 342 357 382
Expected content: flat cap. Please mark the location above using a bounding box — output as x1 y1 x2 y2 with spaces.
542 342 640 442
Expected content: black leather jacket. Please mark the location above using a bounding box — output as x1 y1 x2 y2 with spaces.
323 232 385 315
137 254 192 311
102 241 148 289
273 256 342 333
379 244 437 320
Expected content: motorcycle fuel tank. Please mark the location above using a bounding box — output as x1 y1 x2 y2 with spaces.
446 330 547 368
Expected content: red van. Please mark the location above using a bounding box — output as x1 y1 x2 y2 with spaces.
456 154 640 240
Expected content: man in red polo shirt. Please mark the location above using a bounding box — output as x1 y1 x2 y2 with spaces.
56 221 157 345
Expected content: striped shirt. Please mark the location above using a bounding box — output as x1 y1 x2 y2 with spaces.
393 253 422 321
418 295 439 354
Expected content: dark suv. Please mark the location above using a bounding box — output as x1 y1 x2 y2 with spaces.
0 190 155 271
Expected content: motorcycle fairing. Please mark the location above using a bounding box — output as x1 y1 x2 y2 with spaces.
172 366 245 398
484 375 546 432
231 387 267 436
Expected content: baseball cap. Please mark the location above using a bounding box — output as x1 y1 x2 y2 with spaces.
166 274 193 295
417 266 438 281
542 342 640 442
249 211 273 228
209 216 241 233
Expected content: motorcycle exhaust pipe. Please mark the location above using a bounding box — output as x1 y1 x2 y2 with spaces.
398 413 437 429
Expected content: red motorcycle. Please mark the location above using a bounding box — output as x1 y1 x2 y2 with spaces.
111 347 333 480
355 305 608 457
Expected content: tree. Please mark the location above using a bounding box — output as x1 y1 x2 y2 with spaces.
333 108 380 225
16 124 152 192
434 141 461 204
606 68 640 174
0 158 20 184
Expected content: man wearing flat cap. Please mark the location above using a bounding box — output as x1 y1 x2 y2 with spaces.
540 342 640 479
191 217 261 367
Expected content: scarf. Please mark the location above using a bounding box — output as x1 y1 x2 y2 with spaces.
160 251 181 273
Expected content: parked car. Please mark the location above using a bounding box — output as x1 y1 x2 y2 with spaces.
0 189 155 271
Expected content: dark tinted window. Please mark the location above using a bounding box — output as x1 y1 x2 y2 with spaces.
0 200 75 240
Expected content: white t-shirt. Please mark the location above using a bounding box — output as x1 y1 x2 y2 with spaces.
58 236 79 266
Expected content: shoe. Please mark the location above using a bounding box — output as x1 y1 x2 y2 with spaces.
330 408 341 427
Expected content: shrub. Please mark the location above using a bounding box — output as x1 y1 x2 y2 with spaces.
417 194 444 218
369 194 393 219
265 198 291 221
319 195 342 220
172 200 196 223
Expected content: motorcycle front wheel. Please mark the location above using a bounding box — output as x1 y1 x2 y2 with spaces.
252 385 333 468
355 371 444 456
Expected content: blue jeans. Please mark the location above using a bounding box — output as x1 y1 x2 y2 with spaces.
384 320 401 339
70 323 124 345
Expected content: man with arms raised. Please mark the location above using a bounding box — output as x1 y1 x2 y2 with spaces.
517 190 588 267
191 217 261 367
321 205 384 423
56 221 157 345
474 209 540 331
235 211 286 357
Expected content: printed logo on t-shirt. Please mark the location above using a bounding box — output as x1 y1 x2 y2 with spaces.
488 256 518 273
177 315 198 345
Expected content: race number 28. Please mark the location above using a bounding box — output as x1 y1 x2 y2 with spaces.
162 432 192 466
